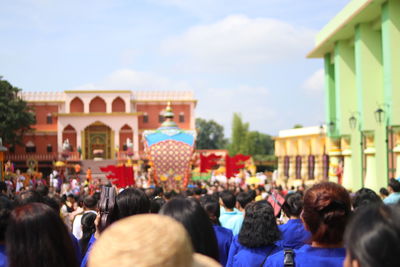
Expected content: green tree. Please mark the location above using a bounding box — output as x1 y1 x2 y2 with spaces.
293 124 303 129
0 77 35 146
228 113 274 156
229 113 249 155
195 118 227 149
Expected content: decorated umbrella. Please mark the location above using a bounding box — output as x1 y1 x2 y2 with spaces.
143 102 196 190
54 161 66 167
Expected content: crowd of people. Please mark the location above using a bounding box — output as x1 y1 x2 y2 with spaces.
0 173 400 267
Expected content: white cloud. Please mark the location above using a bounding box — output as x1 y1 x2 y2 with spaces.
302 68 324 94
161 15 316 72
72 69 192 91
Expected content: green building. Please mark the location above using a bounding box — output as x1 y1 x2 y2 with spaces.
308 0 400 192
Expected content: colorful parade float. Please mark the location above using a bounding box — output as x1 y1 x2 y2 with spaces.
143 103 196 191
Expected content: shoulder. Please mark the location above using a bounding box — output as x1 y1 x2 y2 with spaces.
214 225 233 237
265 249 284 267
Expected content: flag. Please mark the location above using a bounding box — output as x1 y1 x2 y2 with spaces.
225 154 251 178
100 165 134 188
200 153 222 173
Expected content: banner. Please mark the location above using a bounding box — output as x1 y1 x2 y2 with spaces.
100 165 134 188
200 153 222 173
225 154 250 178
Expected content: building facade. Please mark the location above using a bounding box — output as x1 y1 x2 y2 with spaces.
275 126 330 188
308 0 400 192
7 90 196 169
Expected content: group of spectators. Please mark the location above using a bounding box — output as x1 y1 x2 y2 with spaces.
0 175 400 267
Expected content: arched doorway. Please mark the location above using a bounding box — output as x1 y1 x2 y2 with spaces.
119 124 133 151
62 125 77 151
84 122 112 159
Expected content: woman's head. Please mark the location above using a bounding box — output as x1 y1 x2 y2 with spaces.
81 212 97 254
302 182 351 246
159 198 219 261
238 200 280 248
352 188 382 210
344 204 400 267
6 203 78 267
199 195 220 225
113 188 150 219
282 192 303 218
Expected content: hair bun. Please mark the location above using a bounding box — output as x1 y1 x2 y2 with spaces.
319 200 348 225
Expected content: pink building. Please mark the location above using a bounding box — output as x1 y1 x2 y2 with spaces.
7 90 196 170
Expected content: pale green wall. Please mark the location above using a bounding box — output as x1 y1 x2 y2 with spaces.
354 22 387 192
382 0 400 125
333 40 363 190
334 40 357 136
324 54 338 138
318 0 400 192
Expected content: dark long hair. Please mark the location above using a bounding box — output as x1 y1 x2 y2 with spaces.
159 198 219 261
199 195 220 225
6 203 78 267
80 212 96 255
112 188 150 219
345 204 400 267
238 200 280 248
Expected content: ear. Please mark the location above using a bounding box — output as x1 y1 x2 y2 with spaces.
352 259 361 267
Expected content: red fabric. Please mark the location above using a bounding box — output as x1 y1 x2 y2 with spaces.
267 191 285 216
200 153 222 173
100 165 134 188
225 154 250 178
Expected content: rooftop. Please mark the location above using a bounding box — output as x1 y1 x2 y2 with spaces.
21 90 195 102
278 125 326 138
308 0 385 58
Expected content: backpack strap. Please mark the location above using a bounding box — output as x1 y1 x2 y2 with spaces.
259 247 275 267
283 248 295 267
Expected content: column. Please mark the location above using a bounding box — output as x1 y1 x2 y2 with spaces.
393 131 400 178
364 134 378 191
355 22 386 190
341 137 353 190
314 155 321 181
301 156 308 182
382 0 400 125
133 116 139 159
324 53 338 138
113 129 118 160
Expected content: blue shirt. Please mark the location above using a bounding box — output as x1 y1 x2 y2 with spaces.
220 210 244 235
226 235 281 267
265 244 345 267
81 234 97 267
383 192 400 204
70 233 83 265
213 225 233 267
0 245 7 267
276 219 311 249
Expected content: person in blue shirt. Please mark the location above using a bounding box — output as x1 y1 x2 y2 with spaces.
200 195 233 266
276 192 311 249
219 190 243 235
82 187 151 267
265 182 351 267
383 178 400 204
344 204 400 267
0 196 11 267
160 198 219 262
226 200 281 267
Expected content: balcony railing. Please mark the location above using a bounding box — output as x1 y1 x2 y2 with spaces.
5 152 80 161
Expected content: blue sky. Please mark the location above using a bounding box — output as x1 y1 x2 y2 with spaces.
0 0 349 136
